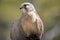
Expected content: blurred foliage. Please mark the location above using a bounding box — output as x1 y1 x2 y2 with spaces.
0 0 60 40
53 34 60 40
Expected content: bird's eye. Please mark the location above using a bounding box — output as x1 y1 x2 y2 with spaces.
24 4 29 6
24 5 26 6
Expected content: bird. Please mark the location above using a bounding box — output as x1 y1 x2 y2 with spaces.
10 2 44 40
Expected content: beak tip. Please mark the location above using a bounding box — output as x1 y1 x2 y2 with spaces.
20 6 23 9
20 8 21 9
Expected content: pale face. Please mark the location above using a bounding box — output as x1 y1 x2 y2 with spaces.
20 2 35 12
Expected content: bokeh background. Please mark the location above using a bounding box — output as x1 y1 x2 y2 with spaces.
0 0 60 40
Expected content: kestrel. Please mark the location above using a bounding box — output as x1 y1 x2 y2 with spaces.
10 2 44 40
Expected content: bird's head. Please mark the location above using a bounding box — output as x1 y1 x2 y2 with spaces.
20 2 36 12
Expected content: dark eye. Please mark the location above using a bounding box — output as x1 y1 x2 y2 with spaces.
24 4 29 6
24 5 26 6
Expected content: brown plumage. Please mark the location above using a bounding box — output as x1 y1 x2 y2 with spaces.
10 2 44 40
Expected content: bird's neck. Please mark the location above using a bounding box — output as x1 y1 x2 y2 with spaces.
27 11 37 22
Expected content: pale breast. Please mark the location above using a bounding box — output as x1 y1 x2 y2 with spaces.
20 14 38 36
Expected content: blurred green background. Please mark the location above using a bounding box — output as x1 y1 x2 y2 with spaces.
0 0 60 40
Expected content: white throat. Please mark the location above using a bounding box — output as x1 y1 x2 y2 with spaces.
22 8 37 22
28 11 37 22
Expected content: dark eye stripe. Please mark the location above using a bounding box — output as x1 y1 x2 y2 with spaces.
24 5 26 6
24 4 29 6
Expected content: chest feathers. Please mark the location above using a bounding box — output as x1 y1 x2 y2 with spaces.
20 11 39 36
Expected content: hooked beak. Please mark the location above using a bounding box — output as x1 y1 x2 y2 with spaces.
20 5 24 9
20 7 23 9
